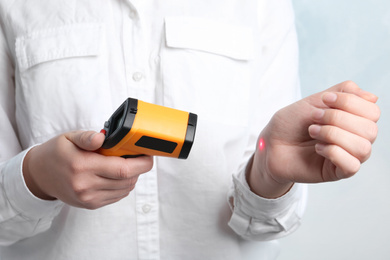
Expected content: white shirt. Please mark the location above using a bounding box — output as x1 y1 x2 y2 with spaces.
0 0 307 259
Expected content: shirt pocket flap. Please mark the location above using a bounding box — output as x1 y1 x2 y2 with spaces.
165 16 254 61
15 23 103 72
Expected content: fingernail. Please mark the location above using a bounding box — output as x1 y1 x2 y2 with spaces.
312 109 325 120
315 143 326 152
323 92 337 103
89 132 98 143
309 125 321 137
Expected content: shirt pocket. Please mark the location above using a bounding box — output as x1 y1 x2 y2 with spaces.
14 23 111 142
161 16 255 127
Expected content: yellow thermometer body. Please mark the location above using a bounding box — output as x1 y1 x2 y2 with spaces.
97 98 197 159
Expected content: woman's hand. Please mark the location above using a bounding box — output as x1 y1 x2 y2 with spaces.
23 130 153 209
248 81 380 198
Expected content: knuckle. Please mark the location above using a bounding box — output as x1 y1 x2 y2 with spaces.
78 193 90 204
337 161 360 180
326 109 342 126
118 164 131 179
323 126 337 142
55 135 67 149
341 80 358 92
68 158 85 174
73 131 90 145
358 139 372 162
339 93 352 109
71 180 87 196
325 145 338 161
78 193 99 210
116 157 154 180
372 105 381 122
145 159 154 172
366 122 378 143
346 162 361 178
79 131 91 144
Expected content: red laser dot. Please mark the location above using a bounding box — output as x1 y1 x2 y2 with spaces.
258 138 265 151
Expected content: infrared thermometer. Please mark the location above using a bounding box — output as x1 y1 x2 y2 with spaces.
97 98 197 159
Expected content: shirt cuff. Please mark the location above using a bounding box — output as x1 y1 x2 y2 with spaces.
228 168 307 240
2 146 64 220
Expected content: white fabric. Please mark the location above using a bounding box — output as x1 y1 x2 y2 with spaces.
0 0 307 259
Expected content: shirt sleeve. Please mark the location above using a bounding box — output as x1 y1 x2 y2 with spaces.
0 18 63 246
227 0 307 241
228 168 307 241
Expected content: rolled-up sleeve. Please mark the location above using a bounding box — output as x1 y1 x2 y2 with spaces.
228 168 307 241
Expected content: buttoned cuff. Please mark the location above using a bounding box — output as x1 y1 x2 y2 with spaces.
2 146 64 220
228 168 307 241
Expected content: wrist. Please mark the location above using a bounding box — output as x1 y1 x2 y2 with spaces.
246 143 294 199
22 146 56 201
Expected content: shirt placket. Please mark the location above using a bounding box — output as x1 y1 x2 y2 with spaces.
121 1 160 259
135 168 160 260
122 1 154 101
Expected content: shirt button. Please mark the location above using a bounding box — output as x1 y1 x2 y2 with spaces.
132 72 144 82
129 10 137 19
142 204 152 213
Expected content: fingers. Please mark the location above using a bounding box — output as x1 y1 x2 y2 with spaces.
76 173 140 192
65 130 106 151
311 107 378 143
314 143 361 180
65 159 146 209
27 130 154 209
64 130 154 179
309 124 372 163
93 155 154 180
307 85 380 180
64 156 149 209
322 92 380 122
73 187 135 210
330 80 378 103
95 175 140 192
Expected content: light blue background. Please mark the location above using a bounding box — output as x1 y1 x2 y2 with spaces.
279 1 390 259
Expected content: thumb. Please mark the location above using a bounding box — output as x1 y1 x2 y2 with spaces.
65 131 105 151
332 81 378 103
